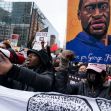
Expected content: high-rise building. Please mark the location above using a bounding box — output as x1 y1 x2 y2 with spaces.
0 2 45 47
0 1 59 48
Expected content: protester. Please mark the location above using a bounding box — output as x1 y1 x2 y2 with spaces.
0 50 54 92
54 50 74 71
68 63 87 85
77 63 87 81
54 50 76 91
54 63 111 100
24 49 53 73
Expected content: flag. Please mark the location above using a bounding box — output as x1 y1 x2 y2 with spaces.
50 43 59 52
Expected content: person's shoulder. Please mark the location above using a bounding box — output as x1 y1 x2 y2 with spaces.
66 32 85 45
108 35 111 41
67 38 76 44
66 37 80 49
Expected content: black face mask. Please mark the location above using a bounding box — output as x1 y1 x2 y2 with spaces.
78 72 87 78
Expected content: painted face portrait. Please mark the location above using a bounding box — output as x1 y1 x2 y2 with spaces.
78 0 110 39
66 0 111 64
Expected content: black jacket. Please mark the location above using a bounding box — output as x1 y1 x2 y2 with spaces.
54 70 111 100
0 65 54 92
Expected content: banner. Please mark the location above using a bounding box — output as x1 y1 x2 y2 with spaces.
66 0 111 64
0 85 111 111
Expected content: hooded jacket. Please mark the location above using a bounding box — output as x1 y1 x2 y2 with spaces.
66 32 111 64
26 49 53 73
0 49 54 91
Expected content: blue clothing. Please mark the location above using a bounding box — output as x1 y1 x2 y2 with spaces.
66 32 111 64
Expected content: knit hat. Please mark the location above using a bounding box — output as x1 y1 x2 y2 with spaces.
86 63 106 73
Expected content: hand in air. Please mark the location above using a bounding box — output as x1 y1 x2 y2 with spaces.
0 52 13 75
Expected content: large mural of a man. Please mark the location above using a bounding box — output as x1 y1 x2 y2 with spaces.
66 0 111 64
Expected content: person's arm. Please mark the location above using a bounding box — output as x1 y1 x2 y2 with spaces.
54 69 78 94
7 65 54 91
0 53 54 91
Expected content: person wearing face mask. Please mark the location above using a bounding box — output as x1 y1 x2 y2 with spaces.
67 63 87 85
66 0 111 64
78 64 87 78
54 63 111 100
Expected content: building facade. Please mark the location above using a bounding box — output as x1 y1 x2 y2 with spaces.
0 2 45 47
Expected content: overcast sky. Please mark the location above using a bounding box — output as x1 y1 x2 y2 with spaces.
35 0 67 47
4 0 68 47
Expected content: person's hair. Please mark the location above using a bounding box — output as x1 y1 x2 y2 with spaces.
78 0 83 11
78 63 87 68
3 41 11 49
87 69 107 80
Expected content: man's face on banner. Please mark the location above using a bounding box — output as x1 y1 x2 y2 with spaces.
78 0 110 39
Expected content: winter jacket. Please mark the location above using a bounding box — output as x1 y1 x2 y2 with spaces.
54 70 111 100
0 65 54 92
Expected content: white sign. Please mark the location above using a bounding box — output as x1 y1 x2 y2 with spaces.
10 34 19 47
0 85 111 111
33 32 48 50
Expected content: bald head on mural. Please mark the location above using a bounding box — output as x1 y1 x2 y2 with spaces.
78 0 110 39
66 0 111 64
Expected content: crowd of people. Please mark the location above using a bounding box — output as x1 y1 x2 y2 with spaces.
0 0 110 105
0 40 111 100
